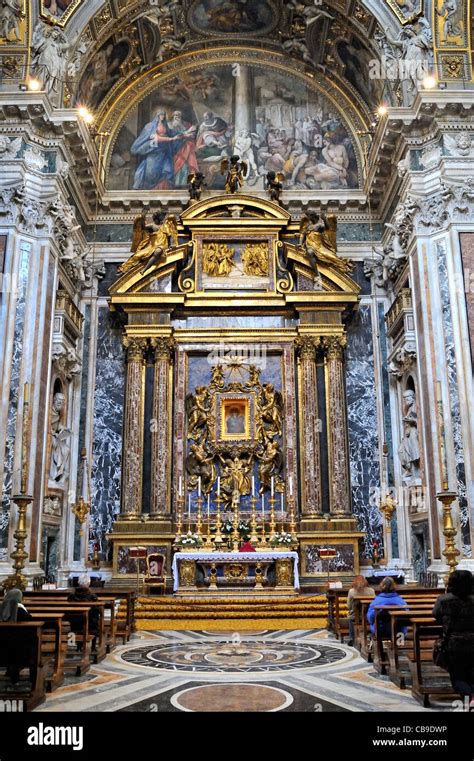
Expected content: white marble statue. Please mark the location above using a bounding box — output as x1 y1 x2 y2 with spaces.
32 22 69 94
398 389 421 480
0 134 22 160
49 392 71 483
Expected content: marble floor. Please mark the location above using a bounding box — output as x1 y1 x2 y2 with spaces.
35 629 456 713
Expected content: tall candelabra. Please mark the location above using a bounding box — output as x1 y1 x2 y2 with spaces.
250 494 259 545
287 497 298 544
438 489 460 584
175 494 184 542
214 491 224 547
231 492 240 552
268 494 277 541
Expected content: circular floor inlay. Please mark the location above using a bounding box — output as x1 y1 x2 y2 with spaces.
171 683 293 712
120 639 348 673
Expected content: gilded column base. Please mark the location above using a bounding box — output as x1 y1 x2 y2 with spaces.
118 512 141 521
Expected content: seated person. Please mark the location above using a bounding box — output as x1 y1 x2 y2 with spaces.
347 575 375 646
0 588 33 683
68 573 100 641
367 576 408 639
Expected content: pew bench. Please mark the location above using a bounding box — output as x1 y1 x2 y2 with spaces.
30 612 68 691
408 619 458 707
0 621 46 710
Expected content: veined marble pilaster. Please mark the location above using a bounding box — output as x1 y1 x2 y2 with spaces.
150 337 175 517
120 337 147 519
323 335 351 516
296 336 322 515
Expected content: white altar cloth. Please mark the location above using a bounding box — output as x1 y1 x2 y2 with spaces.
172 551 300 592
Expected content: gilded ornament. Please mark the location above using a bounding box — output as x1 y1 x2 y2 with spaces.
202 242 235 276
119 213 178 273
299 213 352 275
242 242 269 277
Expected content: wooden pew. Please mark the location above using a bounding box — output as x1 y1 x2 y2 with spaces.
326 589 350 641
354 591 442 662
25 600 107 665
408 618 458 707
26 593 114 654
23 603 94 675
29 612 67 691
372 603 438 675
385 608 436 688
0 621 46 710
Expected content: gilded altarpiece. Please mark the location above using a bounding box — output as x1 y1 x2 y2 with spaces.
108 194 364 585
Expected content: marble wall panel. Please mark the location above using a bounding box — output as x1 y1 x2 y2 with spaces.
346 304 382 557
85 225 133 243
437 241 471 556
90 308 125 560
0 241 31 560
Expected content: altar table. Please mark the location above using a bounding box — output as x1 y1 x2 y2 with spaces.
172 551 300 594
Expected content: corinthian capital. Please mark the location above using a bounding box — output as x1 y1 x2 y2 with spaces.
295 336 320 361
150 336 176 362
123 336 147 362
322 335 347 361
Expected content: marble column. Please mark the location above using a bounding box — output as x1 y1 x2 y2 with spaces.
120 336 147 519
323 335 351 516
296 336 322 515
150 336 175 518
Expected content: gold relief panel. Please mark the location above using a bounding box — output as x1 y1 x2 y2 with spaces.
40 0 82 27
196 233 276 293
439 52 470 78
0 1 26 45
385 0 423 24
434 0 469 48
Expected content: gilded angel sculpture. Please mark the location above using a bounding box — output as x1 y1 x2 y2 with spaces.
220 154 247 194
299 211 352 274
118 212 178 273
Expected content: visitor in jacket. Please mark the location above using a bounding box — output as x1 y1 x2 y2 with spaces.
0 588 33 683
347 575 375 646
367 576 408 638
433 570 474 701
68 574 100 638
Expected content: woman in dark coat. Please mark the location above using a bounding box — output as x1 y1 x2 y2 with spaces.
0 588 33 683
432 570 474 700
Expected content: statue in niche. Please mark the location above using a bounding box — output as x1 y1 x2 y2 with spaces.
119 212 178 273
185 386 212 442
220 155 247 194
49 392 71 483
256 439 284 494
186 442 217 494
398 388 421 480
299 212 353 275
219 452 252 500
31 22 69 94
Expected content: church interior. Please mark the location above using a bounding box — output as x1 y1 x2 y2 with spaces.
0 0 474 722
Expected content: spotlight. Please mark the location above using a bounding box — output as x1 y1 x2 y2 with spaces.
377 105 388 117
422 75 437 89
77 105 94 124
27 77 42 92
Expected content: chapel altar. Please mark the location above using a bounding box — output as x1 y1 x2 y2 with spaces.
107 192 364 590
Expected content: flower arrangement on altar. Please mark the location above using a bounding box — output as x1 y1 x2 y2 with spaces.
175 532 203 548
220 519 250 536
270 531 293 547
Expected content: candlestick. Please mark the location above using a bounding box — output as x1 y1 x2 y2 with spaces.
175 494 184 543
288 497 298 544
188 494 191 532
436 381 449 491
260 493 267 546
217 477 220 497
269 493 277 540
250 494 258 545
214 490 224 546
196 493 203 537
21 382 30 495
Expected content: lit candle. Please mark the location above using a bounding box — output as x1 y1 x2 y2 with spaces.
178 476 183 497
262 493 265 520
280 493 284 516
207 494 210 521
271 477 274 497
198 476 201 497
252 476 255 497
436 381 449 489
188 495 191 521
289 476 293 497
21 382 30 494
217 477 220 497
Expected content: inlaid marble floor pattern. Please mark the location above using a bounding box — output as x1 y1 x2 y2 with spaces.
35 630 455 713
